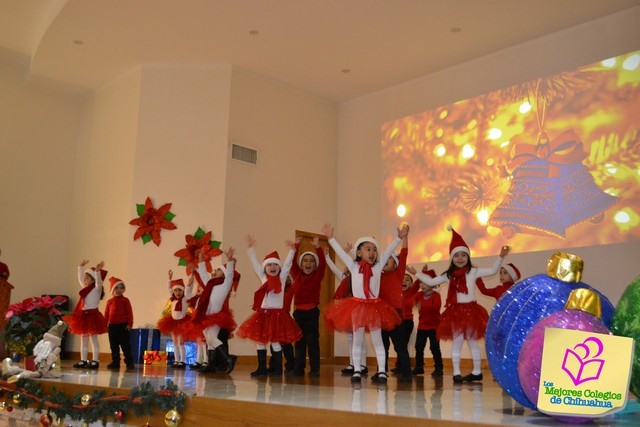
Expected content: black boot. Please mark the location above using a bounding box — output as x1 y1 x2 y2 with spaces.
198 350 217 374
269 350 282 376
283 344 295 374
251 349 268 377
216 345 238 374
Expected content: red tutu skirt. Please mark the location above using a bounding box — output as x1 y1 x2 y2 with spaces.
64 308 107 335
324 297 401 332
437 301 488 341
157 313 192 337
236 308 302 345
187 308 237 341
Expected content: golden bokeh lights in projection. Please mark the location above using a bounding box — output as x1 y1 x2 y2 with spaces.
381 50 640 263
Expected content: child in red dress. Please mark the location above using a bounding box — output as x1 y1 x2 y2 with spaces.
237 235 302 377
415 226 510 383
64 259 108 369
193 247 239 374
323 223 409 384
476 262 521 300
157 270 194 369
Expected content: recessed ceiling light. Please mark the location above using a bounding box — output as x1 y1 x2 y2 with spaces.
73 40 84 45
450 27 462 33
249 30 259 35
341 69 351 74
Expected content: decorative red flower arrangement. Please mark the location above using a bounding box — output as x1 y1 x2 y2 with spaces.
174 227 222 275
129 197 177 246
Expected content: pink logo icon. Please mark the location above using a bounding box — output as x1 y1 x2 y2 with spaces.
561 337 605 386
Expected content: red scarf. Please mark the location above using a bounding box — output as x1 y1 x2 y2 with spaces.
170 295 183 312
193 277 224 321
252 274 282 311
445 267 469 308
73 284 96 312
358 261 373 299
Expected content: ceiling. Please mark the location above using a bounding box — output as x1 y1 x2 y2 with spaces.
1 0 639 102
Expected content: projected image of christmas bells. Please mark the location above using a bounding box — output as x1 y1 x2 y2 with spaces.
489 130 618 238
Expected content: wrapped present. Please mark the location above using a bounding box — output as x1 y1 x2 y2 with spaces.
130 328 161 364
143 350 168 365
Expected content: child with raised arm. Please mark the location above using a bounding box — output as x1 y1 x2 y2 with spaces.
157 270 194 369
476 262 521 301
193 247 239 374
64 260 108 369
326 248 369 376
414 226 510 383
323 223 409 385
290 235 326 377
406 265 443 377
104 277 135 370
236 235 302 377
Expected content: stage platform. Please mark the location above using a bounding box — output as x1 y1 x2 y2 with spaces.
0 361 638 426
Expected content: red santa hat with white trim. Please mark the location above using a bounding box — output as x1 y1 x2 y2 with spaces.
447 225 470 261
170 279 185 291
109 277 125 295
503 263 521 282
298 251 319 267
262 251 281 269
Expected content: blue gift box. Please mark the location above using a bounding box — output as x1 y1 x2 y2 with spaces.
130 328 161 364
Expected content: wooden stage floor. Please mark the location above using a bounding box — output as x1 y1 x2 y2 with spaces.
1 361 639 426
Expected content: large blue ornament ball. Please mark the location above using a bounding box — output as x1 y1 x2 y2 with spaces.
485 274 615 409
610 275 640 398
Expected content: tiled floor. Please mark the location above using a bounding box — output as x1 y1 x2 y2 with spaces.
1 363 639 426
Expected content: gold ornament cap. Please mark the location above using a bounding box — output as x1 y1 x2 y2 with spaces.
547 252 583 282
564 288 601 318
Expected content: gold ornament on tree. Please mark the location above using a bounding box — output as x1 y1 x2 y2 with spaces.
164 408 181 427
12 393 22 404
80 394 92 406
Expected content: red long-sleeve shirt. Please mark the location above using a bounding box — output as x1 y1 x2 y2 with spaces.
401 282 420 320
291 247 326 311
104 295 134 328
416 291 441 331
379 247 408 309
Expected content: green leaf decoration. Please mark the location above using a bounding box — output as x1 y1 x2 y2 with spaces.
136 203 145 216
141 234 152 244
210 240 222 248
194 227 206 240
164 211 176 221
178 258 188 267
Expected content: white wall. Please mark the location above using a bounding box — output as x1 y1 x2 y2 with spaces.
225 68 338 354
0 58 82 300
334 8 640 358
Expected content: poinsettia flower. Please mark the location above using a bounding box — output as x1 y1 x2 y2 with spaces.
174 228 222 275
129 197 177 246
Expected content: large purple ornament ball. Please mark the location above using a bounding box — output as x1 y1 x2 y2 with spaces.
517 309 610 407
610 275 640 398
486 274 614 409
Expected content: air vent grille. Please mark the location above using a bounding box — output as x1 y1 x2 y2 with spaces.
231 144 258 165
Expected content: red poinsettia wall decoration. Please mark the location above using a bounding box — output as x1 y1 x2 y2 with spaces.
174 227 222 275
129 197 177 246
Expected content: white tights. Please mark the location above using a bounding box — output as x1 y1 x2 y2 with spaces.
80 334 100 361
451 334 482 375
352 328 385 374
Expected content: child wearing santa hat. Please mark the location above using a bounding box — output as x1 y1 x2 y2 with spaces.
475 262 522 301
322 223 409 385
236 235 302 377
414 226 510 383
64 259 108 370
325 250 370 376
157 270 194 369
289 235 326 377
103 277 135 370
192 247 240 374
